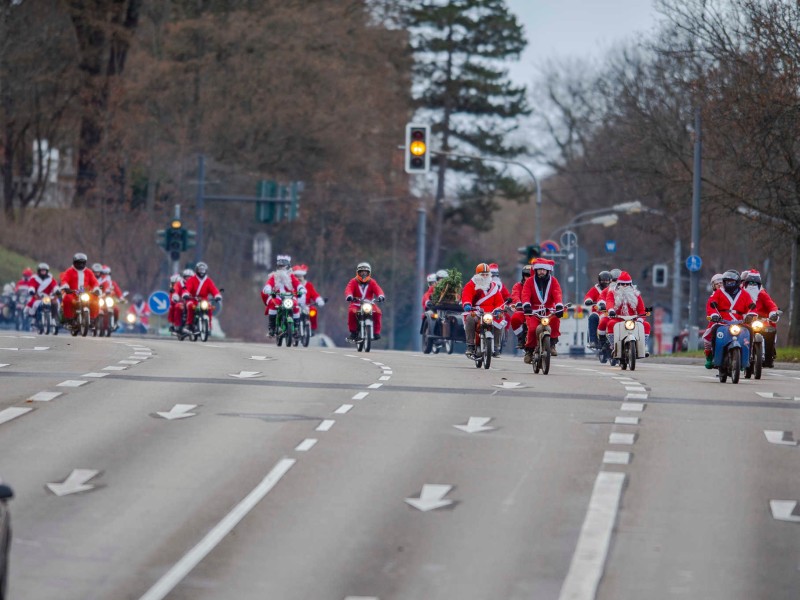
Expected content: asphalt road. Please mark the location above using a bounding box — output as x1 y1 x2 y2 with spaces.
0 333 798 600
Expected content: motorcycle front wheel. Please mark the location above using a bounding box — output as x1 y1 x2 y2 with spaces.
628 340 637 371
542 340 551 375
80 311 90 337
730 347 741 384
301 323 310 347
422 320 433 354
201 317 209 342
753 341 763 380
483 336 493 369
364 323 372 353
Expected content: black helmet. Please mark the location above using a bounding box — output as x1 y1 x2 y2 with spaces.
743 271 762 286
195 262 208 276
73 252 88 270
722 269 740 293
598 270 612 288
521 265 532 278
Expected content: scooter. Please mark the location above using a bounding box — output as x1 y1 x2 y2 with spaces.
709 314 751 384
609 311 649 371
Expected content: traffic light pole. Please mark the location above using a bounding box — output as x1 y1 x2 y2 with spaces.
413 202 426 353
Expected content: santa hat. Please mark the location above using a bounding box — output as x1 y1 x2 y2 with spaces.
617 271 633 284
293 264 308 276
489 262 499 273
532 258 553 271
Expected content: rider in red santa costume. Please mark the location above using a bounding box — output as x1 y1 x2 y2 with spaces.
461 262 508 357
605 271 651 353
293 264 324 332
509 264 531 349
25 263 59 318
344 262 385 341
262 255 305 337
60 252 101 325
521 258 563 361
182 262 222 331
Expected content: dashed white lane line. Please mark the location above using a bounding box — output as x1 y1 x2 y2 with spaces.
57 380 89 387
129 355 150 360
621 402 645 412
295 438 318 452
368 383 383 389
316 420 336 432
602 451 631 465
558 471 626 600
615 416 640 425
0 347 19 351
103 365 127 371
345 596 379 600
82 372 109 378
624 386 647 393
0 407 33 425
29 392 62 402
0 364 8 368
119 360 141 365
334 404 353 415
625 393 648 400
379 376 391 381
33 346 49 351
609 432 637 445
352 392 369 401
138 458 296 600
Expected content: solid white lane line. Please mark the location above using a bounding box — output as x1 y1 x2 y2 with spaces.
57 380 89 387
316 420 335 432
29 392 62 402
352 392 369 400
0 407 33 425
621 402 645 412
103 365 127 371
295 438 318 452
615 416 640 425
602 451 631 465
558 471 626 600
368 383 383 389
82 372 110 378
334 404 353 414
609 432 637 445
138 458 296 600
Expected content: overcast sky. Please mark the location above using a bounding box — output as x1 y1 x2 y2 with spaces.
504 0 661 88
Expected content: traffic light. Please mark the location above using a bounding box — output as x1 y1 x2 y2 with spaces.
256 180 278 223
156 229 166 249
184 229 197 251
166 219 184 261
517 244 541 263
405 123 430 173
653 264 668 287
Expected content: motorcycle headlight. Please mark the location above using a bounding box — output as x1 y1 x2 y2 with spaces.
482 313 493 325
541 317 550 326
431 312 439 319
625 320 636 330
362 303 373 314
752 320 764 332
730 324 741 335
80 292 90 302
309 307 317 317
282 298 294 310
104 297 114 308
42 296 51 305
200 300 210 310
126 313 136 323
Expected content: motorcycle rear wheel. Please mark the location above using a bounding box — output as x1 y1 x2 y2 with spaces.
422 321 433 354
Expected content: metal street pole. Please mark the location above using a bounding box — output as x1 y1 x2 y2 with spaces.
688 108 702 351
413 202 426 352
195 154 205 263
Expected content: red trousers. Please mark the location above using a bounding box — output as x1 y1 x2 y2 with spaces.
525 315 561 348
348 305 381 334
63 293 99 320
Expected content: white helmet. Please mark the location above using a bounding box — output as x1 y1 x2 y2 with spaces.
426 273 436 285
436 269 448 280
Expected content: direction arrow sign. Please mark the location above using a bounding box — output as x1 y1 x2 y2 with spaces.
229 371 261 378
405 484 454 512
47 469 100 496
454 417 495 434
685 254 702 272
156 404 198 420
148 290 170 315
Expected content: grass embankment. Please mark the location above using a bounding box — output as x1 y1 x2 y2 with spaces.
0 245 37 285
669 347 800 363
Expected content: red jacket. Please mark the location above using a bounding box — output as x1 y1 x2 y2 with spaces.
183 275 221 300
461 280 506 313
345 278 384 305
583 284 605 313
60 267 100 293
707 287 754 321
28 274 59 298
521 274 563 309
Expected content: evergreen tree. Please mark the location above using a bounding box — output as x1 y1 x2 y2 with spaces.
405 0 530 269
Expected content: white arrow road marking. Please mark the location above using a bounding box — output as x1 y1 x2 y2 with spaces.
29 391 62 402
352 392 369 400
621 402 645 412
368 383 383 389
157 404 198 420
46 469 101 496
82 372 109 378
764 431 798 446
493 381 523 389
316 420 335 432
454 417 495 434
0 347 19 351
103 365 127 371
335 404 353 414
229 371 261 379
609 432 636 445
0 364 9 368
615 416 640 425
602 451 631 465
295 438 318 452
138 458 296 600
405 484 454 512
769 500 800 522
558 472 626 600
248 355 274 361
58 380 89 387
0 407 32 425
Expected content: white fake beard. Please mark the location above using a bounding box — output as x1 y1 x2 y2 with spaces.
745 284 760 303
613 285 639 312
473 274 491 292
274 269 292 290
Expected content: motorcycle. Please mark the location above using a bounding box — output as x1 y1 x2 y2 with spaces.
760 309 781 369
96 293 124 337
351 297 382 353
124 312 148 335
525 305 569 375
192 298 216 342
744 315 766 380
272 292 296 348
13 291 30 331
34 293 60 335
469 307 502 369
297 301 322 348
609 311 649 371
62 288 95 337
710 314 751 384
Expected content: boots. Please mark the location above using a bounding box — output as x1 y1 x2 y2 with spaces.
523 348 533 364
268 315 276 337
550 337 558 356
516 333 526 349
644 334 650 358
466 344 475 357
704 351 713 369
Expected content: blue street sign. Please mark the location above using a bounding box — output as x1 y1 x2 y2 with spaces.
605 240 617 253
685 255 703 272
540 239 560 254
148 290 170 315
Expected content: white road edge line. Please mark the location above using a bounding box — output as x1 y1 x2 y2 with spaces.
138 458 296 600
558 471 626 600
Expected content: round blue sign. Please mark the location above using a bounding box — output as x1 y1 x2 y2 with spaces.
148 290 170 315
685 255 703 272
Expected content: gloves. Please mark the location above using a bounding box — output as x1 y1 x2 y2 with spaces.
463 303 472 312
182 293 190 300
710 313 721 323
597 301 606 311
346 295 354 302
584 299 594 307
608 309 616 318
555 308 564 318
522 302 532 314
768 311 778 321
492 308 502 317
214 295 222 302
377 295 385 302
298 286 306 296
515 302 522 310
316 298 325 307
425 301 433 309
504 297 513 305
555 303 564 311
